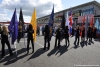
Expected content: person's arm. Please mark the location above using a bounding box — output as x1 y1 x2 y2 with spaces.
32 30 34 33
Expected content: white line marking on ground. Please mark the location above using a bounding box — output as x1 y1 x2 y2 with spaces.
35 41 43 47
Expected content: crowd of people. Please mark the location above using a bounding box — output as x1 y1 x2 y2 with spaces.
0 23 97 58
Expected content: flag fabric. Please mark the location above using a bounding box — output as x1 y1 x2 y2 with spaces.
78 16 84 23
9 8 18 44
89 15 94 27
60 12 65 40
82 15 86 27
85 16 88 38
30 8 37 41
69 10 73 35
80 15 86 36
95 18 99 29
69 10 73 26
48 4 54 41
19 8 25 38
61 12 65 30
65 11 69 26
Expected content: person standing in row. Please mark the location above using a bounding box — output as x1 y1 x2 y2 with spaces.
25 24 34 54
55 25 61 48
17 22 22 43
87 26 91 42
74 26 80 46
64 26 70 48
81 26 85 43
37 26 40 36
0 25 13 57
43 25 50 50
90 27 93 41
93 27 97 39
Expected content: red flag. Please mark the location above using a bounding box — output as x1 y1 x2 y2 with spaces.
69 10 73 26
82 15 86 28
90 16 94 27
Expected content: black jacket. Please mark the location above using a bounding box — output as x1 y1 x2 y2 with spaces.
25 28 34 38
64 29 69 38
44 27 50 39
55 28 61 38
0 31 9 41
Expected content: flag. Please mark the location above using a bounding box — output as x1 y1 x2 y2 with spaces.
66 11 71 35
82 15 86 27
69 10 73 26
48 4 54 41
60 12 65 40
9 8 18 44
65 11 69 26
85 16 88 37
95 18 99 29
30 8 37 41
80 15 86 36
19 8 25 38
90 15 94 27
61 12 65 30
69 9 73 35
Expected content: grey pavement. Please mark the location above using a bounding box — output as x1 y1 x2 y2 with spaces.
0 36 100 67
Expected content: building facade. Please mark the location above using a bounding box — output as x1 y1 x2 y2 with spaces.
37 1 100 27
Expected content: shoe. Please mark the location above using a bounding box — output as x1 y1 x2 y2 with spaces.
10 53 13 56
1 55 4 58
48 47 50 50
43 48 46 50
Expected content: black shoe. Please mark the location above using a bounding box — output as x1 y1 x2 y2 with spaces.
43 48 46 50
10 53 13 56
48 47 50 50
1 55 4 58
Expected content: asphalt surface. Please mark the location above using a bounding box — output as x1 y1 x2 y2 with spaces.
0 35 100 67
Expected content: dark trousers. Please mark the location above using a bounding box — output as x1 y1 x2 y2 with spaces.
44 37 50 50
55 37 60 48
90 33 93 41
42 31 44 36
65 37 70 47
1 40 13 57
74 36 80 45
27 38 34 52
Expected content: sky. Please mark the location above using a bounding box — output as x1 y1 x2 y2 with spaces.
0 0 100 23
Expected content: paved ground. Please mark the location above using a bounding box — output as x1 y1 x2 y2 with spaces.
0 35 100 67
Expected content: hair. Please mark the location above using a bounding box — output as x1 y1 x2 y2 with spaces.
28 24 33 30
45 25 49 30
2 26 8 35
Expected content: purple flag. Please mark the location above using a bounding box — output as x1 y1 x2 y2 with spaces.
9 8 18 44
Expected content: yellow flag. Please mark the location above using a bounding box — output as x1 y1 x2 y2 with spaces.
30 8 37 41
